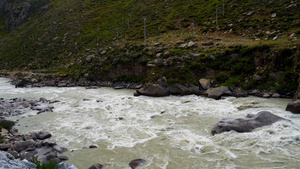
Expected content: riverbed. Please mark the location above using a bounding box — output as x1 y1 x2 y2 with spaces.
1 78 300 169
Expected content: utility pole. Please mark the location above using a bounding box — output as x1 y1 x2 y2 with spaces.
216 8 218 25
192 19 195 37
223 0 225 16
143 16 146 46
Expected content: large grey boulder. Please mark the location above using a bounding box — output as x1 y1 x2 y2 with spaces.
212 111 288 135
137 83 169 97
13 141 36 153
167 83 200 95
205 86 231 99
286 100 300 114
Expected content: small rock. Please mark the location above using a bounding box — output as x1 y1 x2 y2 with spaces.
247 11 255 16
88 163 103 169
273 36 278 40
100 50 106 55
89 144 98 149
271 13 276 18
289 33 296 41
179 43 187 48
187 41 197 48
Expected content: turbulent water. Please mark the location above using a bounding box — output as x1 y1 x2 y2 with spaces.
1 78 300 169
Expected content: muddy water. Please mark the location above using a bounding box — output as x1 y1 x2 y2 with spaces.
1 78 300 169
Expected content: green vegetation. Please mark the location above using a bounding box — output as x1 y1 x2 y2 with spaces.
32 156 57 169
0 120 15 131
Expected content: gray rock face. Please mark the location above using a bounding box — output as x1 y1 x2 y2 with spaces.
13 141 36 153
137 83 169 97
205 86 231 99
0 151 36 169
286 100 300 114
212 111 288 135
38 131 52 140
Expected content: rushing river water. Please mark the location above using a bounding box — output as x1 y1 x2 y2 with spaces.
1 78 300 169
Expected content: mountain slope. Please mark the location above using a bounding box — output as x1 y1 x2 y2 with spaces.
0 0 299 93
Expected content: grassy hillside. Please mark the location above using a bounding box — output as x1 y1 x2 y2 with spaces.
0 0 299 92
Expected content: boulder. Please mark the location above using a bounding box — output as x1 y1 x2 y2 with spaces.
53 145 68 153
286 100 300 114
167 84 200 95
0 144 11 151
37 131 52 140
88 163 103 169
15 79 29 88
205 86 231 99
187 41 197 48
129 159 146 169
137 83 169 97
199 79 211 90
13 141 36 153
212 111 288 135
36 146 59 164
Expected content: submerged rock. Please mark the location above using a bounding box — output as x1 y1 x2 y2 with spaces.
212 111 288 135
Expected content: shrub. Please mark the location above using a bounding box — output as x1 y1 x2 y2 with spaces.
0 120 15 131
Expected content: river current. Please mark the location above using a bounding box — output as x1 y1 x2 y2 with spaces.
1 78 300 169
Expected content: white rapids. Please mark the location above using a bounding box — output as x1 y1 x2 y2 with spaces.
1 77 300 169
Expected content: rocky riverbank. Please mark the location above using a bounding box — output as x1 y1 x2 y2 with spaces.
0 95 77 168
0 72 296 100
0 124 77 168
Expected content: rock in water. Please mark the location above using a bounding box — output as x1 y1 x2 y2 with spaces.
212 111 288 135
286 100 300 114
88 163 103 169
129 159 146 169
38 131 52 140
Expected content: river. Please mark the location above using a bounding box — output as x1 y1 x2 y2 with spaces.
1 78 300 169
